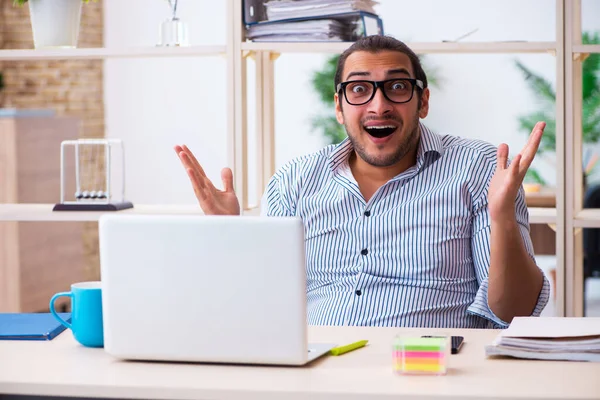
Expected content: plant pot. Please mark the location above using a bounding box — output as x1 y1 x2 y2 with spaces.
523 183 542 193
28 0 82 49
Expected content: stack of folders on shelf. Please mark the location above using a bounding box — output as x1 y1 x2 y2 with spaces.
263 0 378 21
485 317 600 362
243 0 383 42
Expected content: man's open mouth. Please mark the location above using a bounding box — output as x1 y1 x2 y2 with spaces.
364 125 397 138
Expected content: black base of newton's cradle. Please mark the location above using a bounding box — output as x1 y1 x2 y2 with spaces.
52 201 134 211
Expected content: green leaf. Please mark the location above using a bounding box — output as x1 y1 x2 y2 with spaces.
311 55 339 105
583 89 600 143
515 30 600 157
310 114 346 145
524 167 547 185
514 60 555 107
517 112 556 154
419 54 442 89
580 32 600 145
582 32 600 101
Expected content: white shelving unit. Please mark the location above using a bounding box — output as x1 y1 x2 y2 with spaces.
240 41 557 54
0 204 204 222
0 46 226 61
573 44 600 53
0 0 598 317
0 204 268 221
0 204 552 223
528 208 559 225
574 210 600 228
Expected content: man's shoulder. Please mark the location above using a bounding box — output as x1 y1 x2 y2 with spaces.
439 133 497 162
272 143 339 180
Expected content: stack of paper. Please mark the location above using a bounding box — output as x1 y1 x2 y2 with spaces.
244 0 383 43
485 317 600 362
247 18 349 42
264 0 378 22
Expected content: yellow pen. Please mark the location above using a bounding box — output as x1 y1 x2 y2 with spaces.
330 340 368 356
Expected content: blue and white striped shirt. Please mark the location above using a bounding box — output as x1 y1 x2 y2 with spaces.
262 123 550 328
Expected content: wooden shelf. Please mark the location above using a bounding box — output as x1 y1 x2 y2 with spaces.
0 42 556 61
574 209 600 228
0 46 226 61
0 204 206 222
529 207 557 225
0 41 562 61
573 44 600 54
241 41 556 54
0 203 552 223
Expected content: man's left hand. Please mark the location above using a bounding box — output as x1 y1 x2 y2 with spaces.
488 121 546 222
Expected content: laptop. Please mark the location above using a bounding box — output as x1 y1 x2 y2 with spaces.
98 214 335 366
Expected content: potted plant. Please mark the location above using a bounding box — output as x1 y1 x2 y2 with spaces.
515 31 600 189
12 0 95 49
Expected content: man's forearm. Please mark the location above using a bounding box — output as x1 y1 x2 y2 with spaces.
488 218 544 323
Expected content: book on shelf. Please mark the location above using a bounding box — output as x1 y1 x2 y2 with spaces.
485 317 600 362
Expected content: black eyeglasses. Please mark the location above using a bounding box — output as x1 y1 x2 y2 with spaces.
336 78 424 106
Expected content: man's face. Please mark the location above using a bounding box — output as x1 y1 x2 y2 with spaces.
335 50 430 167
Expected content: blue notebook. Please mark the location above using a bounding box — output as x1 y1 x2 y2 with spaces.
0 313 71 340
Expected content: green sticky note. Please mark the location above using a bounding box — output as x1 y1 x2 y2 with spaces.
396 337 445 351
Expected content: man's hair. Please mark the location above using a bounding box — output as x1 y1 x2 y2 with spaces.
334 35 428 99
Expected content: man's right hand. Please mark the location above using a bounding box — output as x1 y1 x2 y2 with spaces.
174 145 241 215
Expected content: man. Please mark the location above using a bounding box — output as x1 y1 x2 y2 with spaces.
175 35 549 329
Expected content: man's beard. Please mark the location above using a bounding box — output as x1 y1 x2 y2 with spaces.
345 112 420 168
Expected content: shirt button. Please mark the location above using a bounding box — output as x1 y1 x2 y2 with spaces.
364 210 371 217
361 249 368 255
355 290 362 296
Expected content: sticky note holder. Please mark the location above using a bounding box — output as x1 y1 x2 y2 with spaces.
392 336 448 375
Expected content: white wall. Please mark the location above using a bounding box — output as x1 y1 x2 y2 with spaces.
104 0 227 205
104 0 600 205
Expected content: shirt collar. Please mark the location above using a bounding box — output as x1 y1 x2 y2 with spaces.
416 122 444 164
327 122 444 172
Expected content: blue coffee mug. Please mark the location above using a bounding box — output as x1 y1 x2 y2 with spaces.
50 281 104 347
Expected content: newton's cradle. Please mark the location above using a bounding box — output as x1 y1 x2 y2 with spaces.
53 139 133 211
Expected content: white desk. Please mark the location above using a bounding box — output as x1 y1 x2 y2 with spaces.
1 326 599 400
